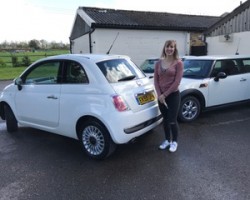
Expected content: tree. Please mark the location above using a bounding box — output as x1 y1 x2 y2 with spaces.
28 39 40 50
22 56 31 66
0 40 69 50
40 39 48 49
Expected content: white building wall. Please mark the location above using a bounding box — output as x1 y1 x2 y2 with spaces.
206 31 250 55
71 36 90 54
72 28 190 65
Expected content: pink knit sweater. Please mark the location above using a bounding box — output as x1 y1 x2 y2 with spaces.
154 59 183 98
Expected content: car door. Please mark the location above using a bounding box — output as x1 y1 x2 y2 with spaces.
207 59 245 106
241 59 250 99
15 60 61 127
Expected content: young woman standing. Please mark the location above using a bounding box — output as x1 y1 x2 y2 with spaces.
154 40 184 152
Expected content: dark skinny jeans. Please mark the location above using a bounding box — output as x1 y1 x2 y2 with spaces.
158 90 180 142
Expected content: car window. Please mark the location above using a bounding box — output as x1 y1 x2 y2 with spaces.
64 61 88 84
241 59 250 73
97 58 144 83
140 59 159 73
211 61 223 77
211 59 239 76
183 60 213 78
24 61 60 84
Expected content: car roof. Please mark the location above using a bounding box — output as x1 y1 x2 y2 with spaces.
143 55 197 61
184 55 250 60
37 54 130 63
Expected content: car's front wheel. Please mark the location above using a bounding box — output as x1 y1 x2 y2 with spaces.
4 105 18 132
178 96 201 122
79 120 116 159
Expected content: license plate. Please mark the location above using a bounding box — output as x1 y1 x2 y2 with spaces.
137 92 155 105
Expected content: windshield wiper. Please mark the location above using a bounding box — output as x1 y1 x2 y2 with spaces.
118 75 136 81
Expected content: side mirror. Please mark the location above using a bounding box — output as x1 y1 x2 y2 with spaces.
214 72 227 82
15 78 23 90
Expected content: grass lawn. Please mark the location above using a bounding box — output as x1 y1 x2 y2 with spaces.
0 49 69 80
0 66 27 80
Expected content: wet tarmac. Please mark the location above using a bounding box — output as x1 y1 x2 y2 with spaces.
0 81 250 200
0 80 13 91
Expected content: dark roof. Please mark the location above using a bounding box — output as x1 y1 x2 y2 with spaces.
80 7 221 32
205 0 250 34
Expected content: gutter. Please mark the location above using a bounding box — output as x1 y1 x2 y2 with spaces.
88 27 95 53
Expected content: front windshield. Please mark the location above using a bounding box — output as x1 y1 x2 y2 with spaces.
183 59 213 79
140 59 159 73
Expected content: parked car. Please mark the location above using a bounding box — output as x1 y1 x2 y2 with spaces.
139 57 159 78
0 54 162 159
139 56 195 78
179 55 250 122
140 55 250 122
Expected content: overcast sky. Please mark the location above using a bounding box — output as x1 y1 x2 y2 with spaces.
0 0 246 43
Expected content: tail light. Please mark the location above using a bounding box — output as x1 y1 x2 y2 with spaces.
112 95 129 112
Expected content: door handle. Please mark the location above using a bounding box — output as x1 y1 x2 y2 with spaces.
240 78 246 82
47 95 58 99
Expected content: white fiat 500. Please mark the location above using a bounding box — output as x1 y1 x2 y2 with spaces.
0 54 162 159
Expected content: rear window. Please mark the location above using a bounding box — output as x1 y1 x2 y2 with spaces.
97 58 145 83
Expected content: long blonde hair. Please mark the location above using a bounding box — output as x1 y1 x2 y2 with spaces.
161 40 179 60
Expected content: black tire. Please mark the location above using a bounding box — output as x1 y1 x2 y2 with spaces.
4 105 18 132
178 96 201 122
79 120 116 160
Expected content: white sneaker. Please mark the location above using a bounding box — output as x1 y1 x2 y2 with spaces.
169 141 178 152
158 140 171 150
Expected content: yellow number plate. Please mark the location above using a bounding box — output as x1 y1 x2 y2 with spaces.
137 92 155 105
